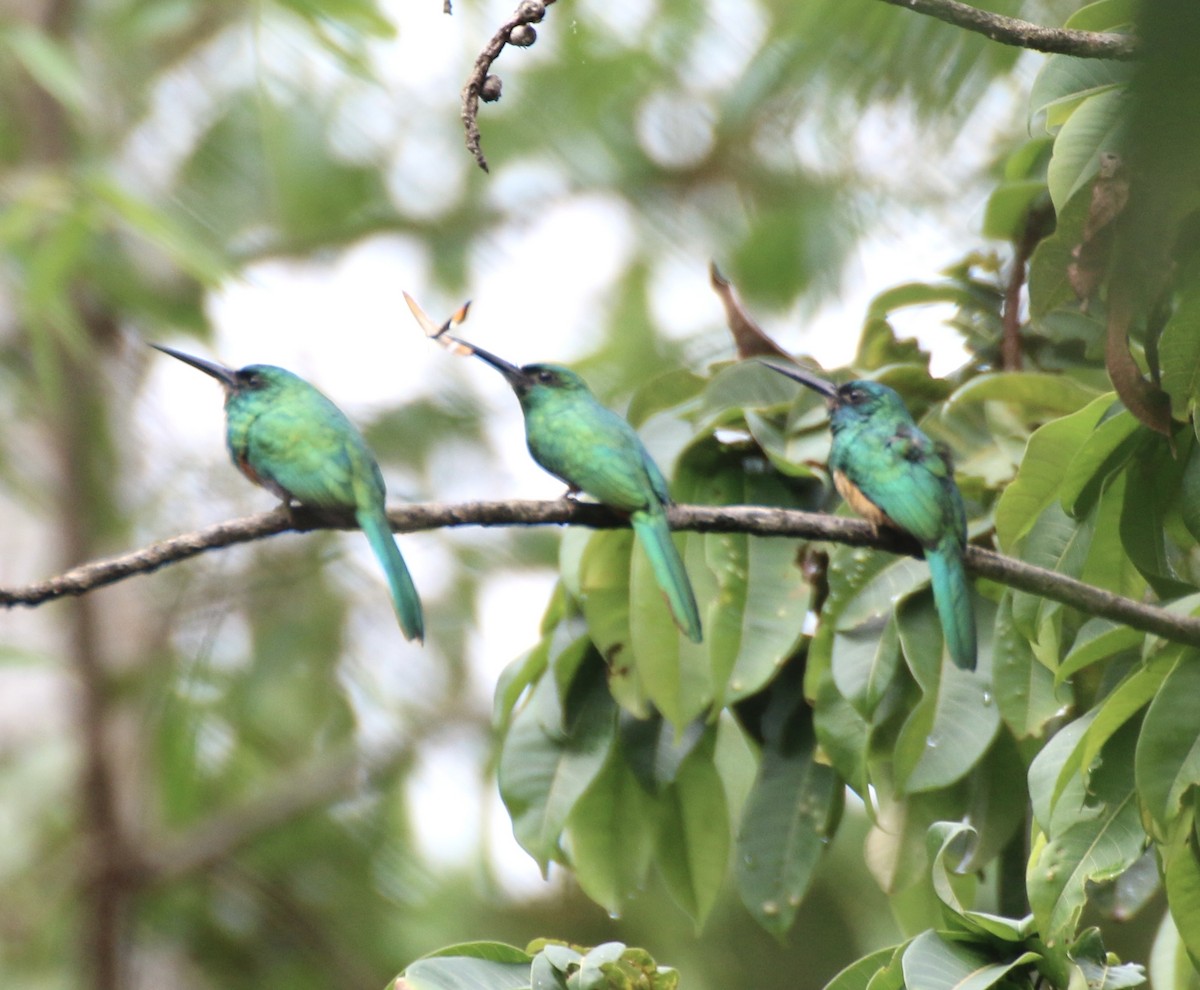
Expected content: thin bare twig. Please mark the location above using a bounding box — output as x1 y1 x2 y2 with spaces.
462 0 555 171
877 0 1138 59
5 499 1200 650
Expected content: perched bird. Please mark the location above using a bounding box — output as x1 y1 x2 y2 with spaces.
436 333 702 643
762 361 975 669
152 344 424 642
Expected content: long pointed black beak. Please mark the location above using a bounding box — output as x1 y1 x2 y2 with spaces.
445 335 534 391
759 360 840 401
151 343 240 389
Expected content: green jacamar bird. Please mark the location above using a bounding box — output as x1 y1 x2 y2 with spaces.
152 344 424 642
763 361 975 669
445 335 702 643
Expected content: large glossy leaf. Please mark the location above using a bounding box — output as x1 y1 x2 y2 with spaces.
1057 408 1140 519
900 930 1039 990
400 943 532 990
1119 440 1197 598
1046 89 1130 214
1028 727 1145 946
1161 803 1200 971
820 944 907 990
498 659 618 872
1030 51 1132 128
1159 286 1200 421
893 663 999 794
656 740 730 926
735 688 842 937
832 615 902 719
566 756 659 917
701 470 811 707
1051 655 1172 812
1057 618 1142 682
629 535 710 727
992 591 1071 739
1135 651 1200 832
948 372 1098 418
1028 712 1095 836
995 394 1112 552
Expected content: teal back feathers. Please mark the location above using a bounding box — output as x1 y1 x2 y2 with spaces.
153 347 424 643
763 364 976 668
451 344 702 642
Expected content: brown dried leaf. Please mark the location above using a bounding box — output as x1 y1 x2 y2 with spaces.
708 262 792 360
1068 153 1131 308
1106 285 1175 445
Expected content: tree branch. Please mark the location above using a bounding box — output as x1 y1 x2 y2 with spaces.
461 0 555 171
877 0 1138 59
5 499 1200 649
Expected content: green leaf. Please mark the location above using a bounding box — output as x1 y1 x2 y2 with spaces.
832 615 901 719
948 372 1099 418
1027 183 1096 318
419 942 534 963
1063 0 1137 30
577 942 626 990
1057 408 1140 519
993 591 1071 739
493 637 552 734
1149 906 1200 990
1029 711 1095 836
1010 502 1093 654
893 597 1000 793
1058 619 1142 682
566 756 658 916
656 741 730 926
88 176 229 285
629 534 710 727
3 25 88 115
702 470 811 706
926 820 978 916
1120 440 1197 598
1030 52 1132 128
1052 655 1172 812
1135 651 1200 832
735 705 842 937
995 394 1112 552
530 951 569 990
1159 286 1200 421
402 943 533 990
982 179 1049 242
900 930 1039 990
1160 806 1200 981
1029 774 1145 945
821 944 908 990
893 663 1000 794
1046 89 1130 213
498 660 617 871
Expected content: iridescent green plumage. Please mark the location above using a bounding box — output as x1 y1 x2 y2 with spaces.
153 345 424 642
453 340 702 643
764 361 975 669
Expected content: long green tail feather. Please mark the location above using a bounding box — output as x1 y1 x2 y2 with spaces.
927 540 975 669
358 506 424 643
631 509 702 643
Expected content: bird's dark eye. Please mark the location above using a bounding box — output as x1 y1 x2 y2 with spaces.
241 371 264 389
842 386 865 404
536 370 555 385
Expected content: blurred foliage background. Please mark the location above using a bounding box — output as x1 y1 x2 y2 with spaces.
4 0 1195 988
